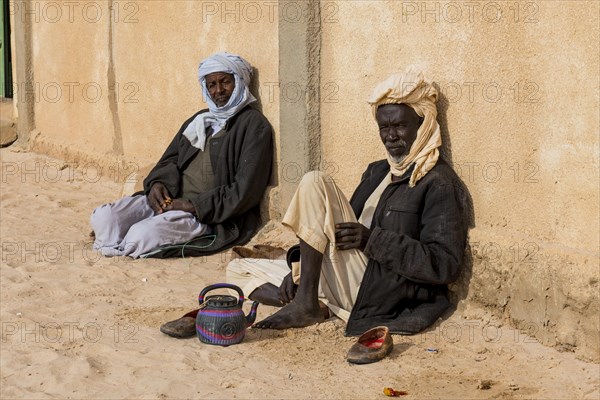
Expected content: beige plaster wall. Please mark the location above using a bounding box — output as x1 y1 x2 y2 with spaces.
22 0 279 166
319 0 599 360
29 1 114 155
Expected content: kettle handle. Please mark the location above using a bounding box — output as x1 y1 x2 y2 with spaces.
198 283 245 305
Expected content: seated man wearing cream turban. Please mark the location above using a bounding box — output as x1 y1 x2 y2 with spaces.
90 52 273 258
226 67 468 335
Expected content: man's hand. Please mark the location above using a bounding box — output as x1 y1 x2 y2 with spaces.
147 182 171 214
279 272 297 304
335 222 372 252
163 199 196 216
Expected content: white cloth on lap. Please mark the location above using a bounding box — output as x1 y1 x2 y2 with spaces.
226 258 291 300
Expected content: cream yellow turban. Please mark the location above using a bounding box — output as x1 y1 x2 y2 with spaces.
367 67 442 187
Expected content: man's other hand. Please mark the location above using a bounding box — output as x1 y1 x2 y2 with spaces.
147 182 171 214
163 199 196 216
335 222 372 252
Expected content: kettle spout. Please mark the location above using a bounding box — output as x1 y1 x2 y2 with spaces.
246 301 259 326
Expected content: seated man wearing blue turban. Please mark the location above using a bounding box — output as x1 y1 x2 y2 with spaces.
90 52 273 259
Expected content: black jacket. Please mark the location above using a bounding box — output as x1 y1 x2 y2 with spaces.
142 106 273 257
345 158 468 335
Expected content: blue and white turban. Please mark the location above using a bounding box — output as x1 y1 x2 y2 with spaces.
183 52 257 150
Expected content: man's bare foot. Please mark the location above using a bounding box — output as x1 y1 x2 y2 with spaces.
253 301 325 329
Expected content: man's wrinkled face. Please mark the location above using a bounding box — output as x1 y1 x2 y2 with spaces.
205 72 235 107
376 104 421 161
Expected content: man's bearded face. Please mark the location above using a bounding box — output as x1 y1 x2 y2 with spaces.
376 104 421 161
205 72 236 107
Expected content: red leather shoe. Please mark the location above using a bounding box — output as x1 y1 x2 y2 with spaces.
346 326 393 364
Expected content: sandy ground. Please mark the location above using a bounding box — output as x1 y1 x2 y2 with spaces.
1 148 599 399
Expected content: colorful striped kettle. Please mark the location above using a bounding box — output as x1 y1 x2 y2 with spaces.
195 283 258 346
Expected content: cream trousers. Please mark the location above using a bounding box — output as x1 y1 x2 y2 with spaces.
226 171 368 321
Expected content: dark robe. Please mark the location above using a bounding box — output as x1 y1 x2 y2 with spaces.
344 158 469 335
